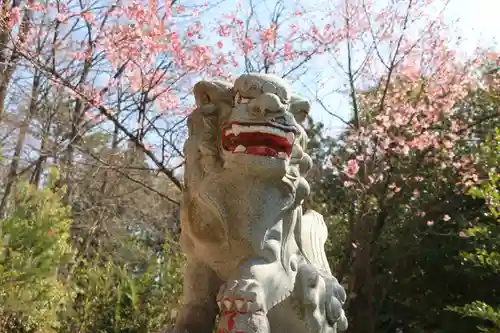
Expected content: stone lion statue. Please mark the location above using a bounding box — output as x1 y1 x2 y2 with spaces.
173 73 348 333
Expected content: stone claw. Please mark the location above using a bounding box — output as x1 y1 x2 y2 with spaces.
217 279 265 314
223 299 233 311
216 279 269 333
296 264 348 333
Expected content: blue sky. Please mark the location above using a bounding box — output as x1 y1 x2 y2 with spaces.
443 0 499 53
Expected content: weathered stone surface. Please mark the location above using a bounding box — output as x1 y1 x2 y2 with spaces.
174 73 348 333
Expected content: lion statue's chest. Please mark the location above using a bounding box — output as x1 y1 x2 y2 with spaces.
202 174 292 229
184 172 296 276
192 173 292 239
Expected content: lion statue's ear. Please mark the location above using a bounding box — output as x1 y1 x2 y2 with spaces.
193 80 234 107
289 95 310 124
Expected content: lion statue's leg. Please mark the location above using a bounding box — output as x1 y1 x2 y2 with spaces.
174 257 223 333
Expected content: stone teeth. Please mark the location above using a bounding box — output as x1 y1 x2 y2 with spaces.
232 124 242 136
229 124 290 138
234 145 246 153
286 132 295 144
277 152 288 159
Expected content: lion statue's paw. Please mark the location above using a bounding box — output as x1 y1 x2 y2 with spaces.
217 279 266 313
216 279 270 333
295 264 348 333
324 277 348 332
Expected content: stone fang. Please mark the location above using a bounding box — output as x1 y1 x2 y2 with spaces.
234 145 246 153
226 124 291 139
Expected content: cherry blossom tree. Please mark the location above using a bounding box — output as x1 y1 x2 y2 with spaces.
304 1 500 331
2 0 321 195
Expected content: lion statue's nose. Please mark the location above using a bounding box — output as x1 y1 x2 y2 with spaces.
249 92 286 118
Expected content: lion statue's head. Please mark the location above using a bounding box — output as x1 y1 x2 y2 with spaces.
184 73 312 198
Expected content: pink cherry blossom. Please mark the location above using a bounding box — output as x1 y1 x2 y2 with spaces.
344 159 360 178
7 7 21 29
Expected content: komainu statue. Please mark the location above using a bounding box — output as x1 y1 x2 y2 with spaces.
174 73 348 333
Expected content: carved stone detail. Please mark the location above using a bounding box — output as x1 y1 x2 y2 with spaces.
173 73 348 333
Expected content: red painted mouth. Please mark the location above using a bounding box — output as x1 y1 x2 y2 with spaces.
221 122 296 159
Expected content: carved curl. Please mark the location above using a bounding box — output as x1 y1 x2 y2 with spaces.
183 81 232 190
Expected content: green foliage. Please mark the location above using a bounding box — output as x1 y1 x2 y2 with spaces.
448 129 500 333
306 80 500 333
450 302 500 332
0 183 75 332
65 240 184 333
0 172 185 333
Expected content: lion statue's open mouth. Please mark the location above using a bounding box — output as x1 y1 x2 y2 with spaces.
221 122 296 159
